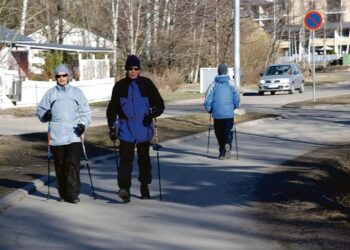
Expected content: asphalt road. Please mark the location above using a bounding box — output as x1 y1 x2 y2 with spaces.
0 82 349 136
164 82 350 116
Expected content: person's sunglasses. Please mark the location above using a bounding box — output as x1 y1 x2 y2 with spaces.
55 74 68 78
128 67 139 72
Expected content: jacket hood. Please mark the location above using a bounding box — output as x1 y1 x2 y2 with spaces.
215 75 230 84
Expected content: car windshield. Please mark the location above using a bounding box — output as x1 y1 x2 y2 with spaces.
265 65 292 76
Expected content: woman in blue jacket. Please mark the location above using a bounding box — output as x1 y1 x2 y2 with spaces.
204 63 240 160
107 55 164 202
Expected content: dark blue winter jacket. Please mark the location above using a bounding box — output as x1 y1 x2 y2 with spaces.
107 76 164 143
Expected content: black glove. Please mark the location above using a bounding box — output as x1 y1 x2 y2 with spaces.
42 110 52 122
109 127 118 141
143 107 162 126
143 115 153 127
74 123 85 137
149 107 162 118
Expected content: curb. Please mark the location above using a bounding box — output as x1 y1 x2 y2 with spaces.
0 175 48 212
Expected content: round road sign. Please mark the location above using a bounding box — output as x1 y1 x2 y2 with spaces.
304 10 323 31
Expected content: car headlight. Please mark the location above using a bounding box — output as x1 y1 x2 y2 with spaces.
259 79 265 84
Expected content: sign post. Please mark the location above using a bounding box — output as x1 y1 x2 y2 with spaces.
304 10 323 102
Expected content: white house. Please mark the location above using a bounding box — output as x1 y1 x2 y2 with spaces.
28 19 113 48
27 19 114 74
0 26 115 109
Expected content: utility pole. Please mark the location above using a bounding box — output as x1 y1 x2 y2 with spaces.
233 0 240 90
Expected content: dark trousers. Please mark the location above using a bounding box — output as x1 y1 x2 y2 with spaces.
214 118 234 156
118 140 152 190
51 142 81 200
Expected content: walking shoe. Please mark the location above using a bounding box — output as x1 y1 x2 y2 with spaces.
71 198 80 204
66 197 80 204
224 144 231 159
118 189 130 203
57 197 65 202
218 155 225 160
140 184 150 199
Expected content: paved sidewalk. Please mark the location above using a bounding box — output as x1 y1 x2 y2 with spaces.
1 103 350 249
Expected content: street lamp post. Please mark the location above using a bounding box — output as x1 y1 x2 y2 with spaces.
233 0 240 90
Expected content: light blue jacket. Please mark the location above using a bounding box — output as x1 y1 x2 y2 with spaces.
37 84 91 146
204 75 240 119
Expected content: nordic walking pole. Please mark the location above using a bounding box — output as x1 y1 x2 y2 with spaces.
234 125 239 160
113 140 119 172
81 135 96 199
206 114 212 154
154 117 162 201
47 122 51 199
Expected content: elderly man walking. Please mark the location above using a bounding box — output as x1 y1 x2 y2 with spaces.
204 63 240 160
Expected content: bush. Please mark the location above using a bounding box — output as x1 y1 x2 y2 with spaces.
142 68 184 93
163 68 184 92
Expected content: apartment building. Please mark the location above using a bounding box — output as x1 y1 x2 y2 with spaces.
244 0 350 58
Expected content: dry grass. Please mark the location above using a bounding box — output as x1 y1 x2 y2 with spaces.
305 72 350 85
0 107 36 117
284 94 350 108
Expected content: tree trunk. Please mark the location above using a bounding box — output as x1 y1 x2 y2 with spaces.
188 0 198 83
194 3 208 84
57 0 64 44
20 0 28 34
214 0 219 64
146 0 152 62
153 0 159 50
112 0 119 76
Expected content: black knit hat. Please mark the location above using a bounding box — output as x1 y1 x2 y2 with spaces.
218 63 228 75
125 55 140 70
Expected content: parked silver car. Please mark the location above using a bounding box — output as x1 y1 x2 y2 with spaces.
258 63 304 95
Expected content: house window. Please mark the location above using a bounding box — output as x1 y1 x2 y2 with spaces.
326 0 342 13
326 13 341 23
308 1 315 10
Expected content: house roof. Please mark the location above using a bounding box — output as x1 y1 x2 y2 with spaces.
14 41 113 53
0 25 112 53
0 26 34 42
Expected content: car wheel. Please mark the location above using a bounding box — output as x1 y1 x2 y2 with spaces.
258 91 264 95
299 83 305 93
289 84 295 94
271 91 276 95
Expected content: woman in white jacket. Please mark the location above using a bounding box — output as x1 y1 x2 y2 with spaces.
37 64 91 203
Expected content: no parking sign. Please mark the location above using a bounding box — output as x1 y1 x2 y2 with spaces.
304 10 324 102
304 10 323 31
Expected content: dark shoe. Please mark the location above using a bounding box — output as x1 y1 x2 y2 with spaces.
118 189 130 203
224 144 231 159
57 197 65 202
140 184 150 199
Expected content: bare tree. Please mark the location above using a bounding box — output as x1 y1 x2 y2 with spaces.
112 0 119 76
20 0 28 34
